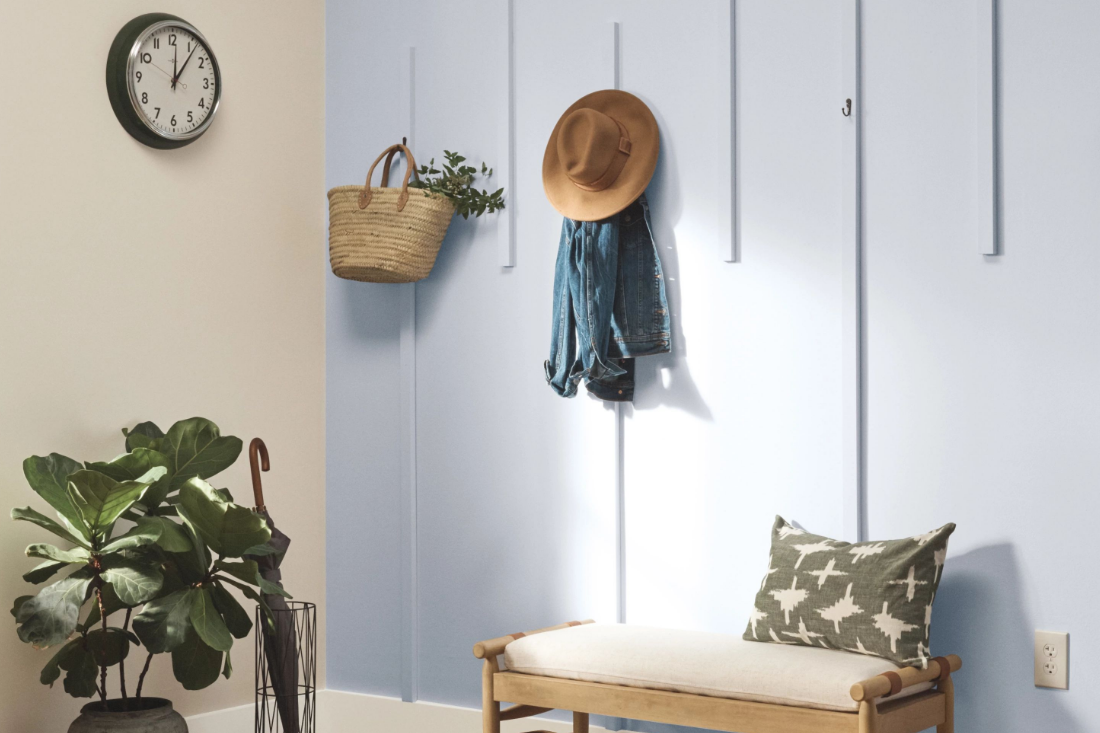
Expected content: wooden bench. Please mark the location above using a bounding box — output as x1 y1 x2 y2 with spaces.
474 620 960 733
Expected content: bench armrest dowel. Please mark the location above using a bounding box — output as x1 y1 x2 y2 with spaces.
850 654 962 702
473 619 594 659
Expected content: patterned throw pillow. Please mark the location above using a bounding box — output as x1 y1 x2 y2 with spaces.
744 516 954 667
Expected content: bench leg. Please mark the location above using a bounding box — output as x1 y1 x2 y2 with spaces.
482 658 500 733
573 711 589 733
937 676 955 733
859 700 878 733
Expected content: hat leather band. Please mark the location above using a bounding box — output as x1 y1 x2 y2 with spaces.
570 117 633 193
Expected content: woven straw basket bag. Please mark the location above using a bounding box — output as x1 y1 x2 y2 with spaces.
328 143 455 283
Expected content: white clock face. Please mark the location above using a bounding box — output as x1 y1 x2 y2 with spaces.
127 23 218 140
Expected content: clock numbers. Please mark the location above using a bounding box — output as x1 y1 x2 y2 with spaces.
129 24 217 138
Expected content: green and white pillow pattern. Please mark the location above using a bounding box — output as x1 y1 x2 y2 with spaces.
744 516 954 667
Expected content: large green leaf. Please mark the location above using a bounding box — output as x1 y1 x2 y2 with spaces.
26 543 90 565
23 561 67 584
162 418 242 491
39 637 81 685
257 578 292 599
171 629 223 690
23 454 86 537
168 521 211 584
12 595 34 619
85 448 171 483
133 589 193 653
86 627 131 667
16 575 91 647
242 542 279 557
60 645 98 698
123 421 165 452
101 556 163 606
138 516 192 552
177 479 271 558
222 649 233 680
211 582 253 639
218 576 273 628
100 519 163 553
214 559 260 586
190 588 233 652
11 507 89 548
86 448 172 509
67 468 166 535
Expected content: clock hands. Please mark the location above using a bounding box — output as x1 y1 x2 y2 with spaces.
172 43 177 90
149 62 187 90
172 45 199 90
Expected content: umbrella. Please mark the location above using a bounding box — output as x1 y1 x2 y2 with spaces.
246 438 299 733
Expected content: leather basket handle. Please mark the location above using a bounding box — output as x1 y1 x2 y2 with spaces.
358 143 419 211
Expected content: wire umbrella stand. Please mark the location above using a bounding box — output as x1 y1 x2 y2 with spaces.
255 601 317 733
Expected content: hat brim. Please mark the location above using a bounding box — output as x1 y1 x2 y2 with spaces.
543 90 660 222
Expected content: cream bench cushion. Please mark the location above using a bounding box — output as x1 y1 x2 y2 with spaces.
503 623 932 713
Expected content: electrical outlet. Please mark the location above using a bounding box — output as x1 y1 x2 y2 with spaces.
1035 631 1069 689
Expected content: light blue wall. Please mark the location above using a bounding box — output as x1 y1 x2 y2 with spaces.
862 2 1098 731
326 2 1097 732
325 0 407 697
325 0 847 718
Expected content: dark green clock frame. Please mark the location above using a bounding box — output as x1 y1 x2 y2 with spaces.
106 13 221 149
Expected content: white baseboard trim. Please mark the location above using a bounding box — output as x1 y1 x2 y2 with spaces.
184 690 609 732
185 702 253 732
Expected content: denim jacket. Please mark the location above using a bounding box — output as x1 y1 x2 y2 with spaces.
545 194 671 401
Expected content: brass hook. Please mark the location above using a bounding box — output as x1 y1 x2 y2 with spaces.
249 438 270 511
842 98 852 117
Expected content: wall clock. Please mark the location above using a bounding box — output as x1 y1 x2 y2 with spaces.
106 13 221 149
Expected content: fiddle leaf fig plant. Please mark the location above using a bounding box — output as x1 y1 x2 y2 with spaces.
10 418 286 702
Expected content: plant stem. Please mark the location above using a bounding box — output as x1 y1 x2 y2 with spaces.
95 585 108 703
136 652 154 699
119 608 132 703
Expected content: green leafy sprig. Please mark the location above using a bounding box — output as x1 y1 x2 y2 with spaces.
408 150 505 220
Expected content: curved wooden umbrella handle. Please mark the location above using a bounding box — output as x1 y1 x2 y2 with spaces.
249 438 270 511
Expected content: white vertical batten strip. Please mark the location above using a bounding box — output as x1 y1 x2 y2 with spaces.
977 0 1001 256
498 0 516 267
606 20 625 629
608 21 626 733
727 0 740 263
841 1 866 543
399 46 419 703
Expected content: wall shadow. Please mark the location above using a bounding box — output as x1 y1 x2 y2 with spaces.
331 270 404 344
934 543 1080 733
621 99 711 421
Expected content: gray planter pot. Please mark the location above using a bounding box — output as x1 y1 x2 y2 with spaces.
68 698 187 733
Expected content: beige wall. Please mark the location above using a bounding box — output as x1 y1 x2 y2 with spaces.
0 2 325 730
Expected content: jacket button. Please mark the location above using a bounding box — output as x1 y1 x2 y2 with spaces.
618 390 623 395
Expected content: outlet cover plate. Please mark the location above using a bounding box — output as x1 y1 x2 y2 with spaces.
1035 630 1069 689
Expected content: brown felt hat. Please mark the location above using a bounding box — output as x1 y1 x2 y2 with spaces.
542 90 659 222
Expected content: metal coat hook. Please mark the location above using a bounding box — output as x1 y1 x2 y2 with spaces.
842 98 852 117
